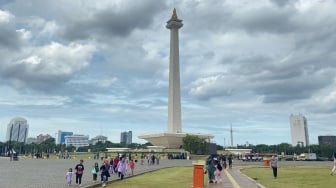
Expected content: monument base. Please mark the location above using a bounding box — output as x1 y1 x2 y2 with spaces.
138 132 214 149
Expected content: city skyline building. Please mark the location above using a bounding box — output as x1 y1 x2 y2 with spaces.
120 131 132 144
64 134 89 149
290 114 309 147
6 117 29 143
318 135 336 145
36 134 52 144
57 130 73 145
91 135 108 145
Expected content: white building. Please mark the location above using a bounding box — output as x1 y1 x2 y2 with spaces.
6 117 29 143
65 134 89 149
90 135 108 145
290 114 309 147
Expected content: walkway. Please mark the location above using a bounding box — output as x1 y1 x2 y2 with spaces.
2 156 329 188
0 157 191 188
207 167 265 188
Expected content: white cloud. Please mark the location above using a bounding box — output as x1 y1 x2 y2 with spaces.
0 9 13 23
1 0 336 146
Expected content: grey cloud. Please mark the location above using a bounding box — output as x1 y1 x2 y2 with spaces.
255 69 333 103
0 26 21 49
1 63 69 91
233 5 297 34
62 1 167 41
188 74 237 100
0 41 95 92
269 0 296 7
0 13 22 49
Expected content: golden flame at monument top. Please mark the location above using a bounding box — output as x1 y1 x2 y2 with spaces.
172 8 178 19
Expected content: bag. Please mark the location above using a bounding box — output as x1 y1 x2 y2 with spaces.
91 168 96 174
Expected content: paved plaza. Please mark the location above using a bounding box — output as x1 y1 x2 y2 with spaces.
0 157 192 188
0 157 331 188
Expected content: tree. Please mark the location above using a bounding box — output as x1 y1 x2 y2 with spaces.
182 134 207 154
39 138 56 153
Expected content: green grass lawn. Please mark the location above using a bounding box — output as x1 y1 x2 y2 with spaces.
101 165 336 188
241 166 336 188
105 166 207 188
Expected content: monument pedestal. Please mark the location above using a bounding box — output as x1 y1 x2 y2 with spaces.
139 132 214 149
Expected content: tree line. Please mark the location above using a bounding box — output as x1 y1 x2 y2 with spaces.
182 135 336 159
0 138 152 156
1 136 335 160
239 143 336 159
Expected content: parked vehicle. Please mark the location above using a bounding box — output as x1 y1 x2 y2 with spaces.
299 153 317 161
241 153 262 162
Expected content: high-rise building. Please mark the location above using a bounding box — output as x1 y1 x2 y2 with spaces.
37 134 52 144
120 131 132 144
57 130 73 145
6 117 29 143
64 134 89 149
290 114 309 147
90 135 108 145
318 135 336 145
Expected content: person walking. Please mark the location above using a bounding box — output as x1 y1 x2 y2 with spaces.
129 159 135 176
116 157 127 180
92 162 99 182
330 153 336 176
134 154 138 163
65 168 73 186
100 161 110 187
270 155 278 178
206 157 215 184
228 155 233 169
75 159 84 186
214 159 223 183
113 155 119 173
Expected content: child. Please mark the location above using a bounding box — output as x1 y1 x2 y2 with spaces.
65 168 73 186
92 162 99 182
129 159 135 176
108 162 114 176
214 160 223 183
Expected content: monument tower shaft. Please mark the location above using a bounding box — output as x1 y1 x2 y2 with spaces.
137 9 214 149
166 9 183 133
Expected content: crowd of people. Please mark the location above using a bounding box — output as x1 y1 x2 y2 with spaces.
66 153 161 187
205 154 233 184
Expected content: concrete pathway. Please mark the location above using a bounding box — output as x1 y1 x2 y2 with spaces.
1 156 330 188
0 157 192 188
206 167 264 188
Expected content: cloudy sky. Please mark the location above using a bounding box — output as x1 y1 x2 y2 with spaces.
1 0 336 146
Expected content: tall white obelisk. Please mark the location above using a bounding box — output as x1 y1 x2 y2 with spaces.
166 8 183 133
138 9 213 148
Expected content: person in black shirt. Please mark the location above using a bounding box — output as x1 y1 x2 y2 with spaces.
75 159 84 186
100 161 110 187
